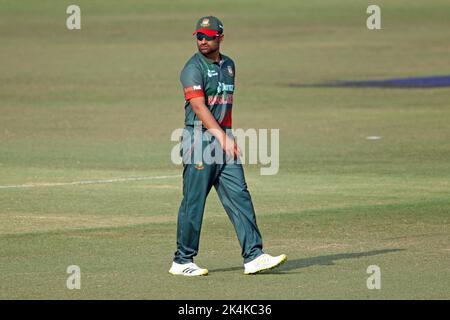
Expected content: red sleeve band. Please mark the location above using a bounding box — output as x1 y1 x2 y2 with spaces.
183 85 204 101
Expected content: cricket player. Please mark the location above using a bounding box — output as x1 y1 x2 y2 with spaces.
169 16 287 276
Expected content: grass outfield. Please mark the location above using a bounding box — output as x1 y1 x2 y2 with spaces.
1 0 449 299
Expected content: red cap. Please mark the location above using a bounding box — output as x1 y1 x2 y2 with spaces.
192 28 219 37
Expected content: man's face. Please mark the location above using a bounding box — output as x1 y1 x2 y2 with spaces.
196 33 223 55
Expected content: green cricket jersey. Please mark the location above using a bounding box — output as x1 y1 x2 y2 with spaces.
180 52 235 128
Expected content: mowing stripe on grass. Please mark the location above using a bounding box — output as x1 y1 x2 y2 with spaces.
0 175 181 189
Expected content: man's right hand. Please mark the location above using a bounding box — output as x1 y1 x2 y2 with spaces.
190 96 241 160
220 134 241 160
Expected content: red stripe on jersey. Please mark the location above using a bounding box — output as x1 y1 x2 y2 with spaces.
220 108 232 127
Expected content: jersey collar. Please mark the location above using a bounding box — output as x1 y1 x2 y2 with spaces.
196 52 228 66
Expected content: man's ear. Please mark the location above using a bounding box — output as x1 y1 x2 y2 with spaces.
219 34 224 43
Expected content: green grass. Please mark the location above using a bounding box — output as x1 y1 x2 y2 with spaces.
0 0 449 299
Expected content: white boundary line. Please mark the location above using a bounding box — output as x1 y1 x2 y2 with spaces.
0 175 181 189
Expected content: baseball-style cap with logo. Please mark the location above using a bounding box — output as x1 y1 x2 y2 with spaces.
193 16 224 37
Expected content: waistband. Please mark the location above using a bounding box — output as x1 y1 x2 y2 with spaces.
185 124 232 131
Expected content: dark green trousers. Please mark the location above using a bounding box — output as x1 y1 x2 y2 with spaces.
174 127 263 264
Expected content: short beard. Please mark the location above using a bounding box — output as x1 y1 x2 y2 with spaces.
198 44 219 56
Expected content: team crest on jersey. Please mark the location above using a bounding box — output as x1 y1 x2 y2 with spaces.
200 19 210 27
227 65 234 77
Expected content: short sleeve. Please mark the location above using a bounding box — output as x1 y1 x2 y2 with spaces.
180 64 205 100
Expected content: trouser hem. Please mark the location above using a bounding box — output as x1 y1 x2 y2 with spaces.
243 251 264 264
173 257 194 264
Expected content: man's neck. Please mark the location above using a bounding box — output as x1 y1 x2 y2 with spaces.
203 51 221 63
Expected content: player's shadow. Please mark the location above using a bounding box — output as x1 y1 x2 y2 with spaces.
209 248 404 274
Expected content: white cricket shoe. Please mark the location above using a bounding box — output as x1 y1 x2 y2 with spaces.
169 261 209 277
244 253 287 275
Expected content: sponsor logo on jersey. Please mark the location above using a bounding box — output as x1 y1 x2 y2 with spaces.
183 85 204 100
216 82 234 94
227 65 234 77
208 94 233 105
184 85 202 94
207 69 218 78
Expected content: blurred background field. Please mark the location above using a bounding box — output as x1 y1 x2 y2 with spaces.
0 0 449 299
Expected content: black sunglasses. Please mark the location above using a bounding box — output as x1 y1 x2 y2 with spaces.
196 33 219 41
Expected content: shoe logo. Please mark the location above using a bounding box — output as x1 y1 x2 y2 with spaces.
207 69 218 78
182 267 196 274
